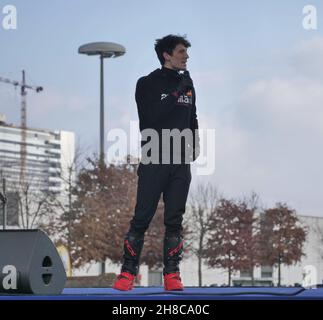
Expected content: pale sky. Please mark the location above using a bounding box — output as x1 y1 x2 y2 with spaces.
0 0 322 216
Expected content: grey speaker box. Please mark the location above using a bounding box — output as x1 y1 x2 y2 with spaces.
0 229 66 295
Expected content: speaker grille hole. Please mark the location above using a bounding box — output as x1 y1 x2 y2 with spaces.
42 256 52 267
42 273 52 285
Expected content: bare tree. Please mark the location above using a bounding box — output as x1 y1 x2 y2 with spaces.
6 175 52 229
185 183 219 286
0 163 52 229
313 224 323 260
40 143 85 253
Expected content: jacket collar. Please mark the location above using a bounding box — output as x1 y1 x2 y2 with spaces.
161 66 181 78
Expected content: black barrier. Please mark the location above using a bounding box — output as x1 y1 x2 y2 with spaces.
0 229 66 294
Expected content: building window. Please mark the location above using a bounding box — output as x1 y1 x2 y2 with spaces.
148 270 163 286
261 265 273 278
240 269 253 278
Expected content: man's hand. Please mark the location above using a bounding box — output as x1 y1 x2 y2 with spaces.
176 71 193 95
193 144 200 161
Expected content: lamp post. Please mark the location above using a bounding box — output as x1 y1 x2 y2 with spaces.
78 42 126 164
78 42 125 274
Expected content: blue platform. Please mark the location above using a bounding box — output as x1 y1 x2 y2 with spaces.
0 286 323 300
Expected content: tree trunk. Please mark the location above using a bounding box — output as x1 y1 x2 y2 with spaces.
67 180 72 254
100 261 105 274
278 255 281 286
198 232 203 286
251 267 255 286
228 267 231 286
25 191 29 229
228 251 232 286
198 254 202 287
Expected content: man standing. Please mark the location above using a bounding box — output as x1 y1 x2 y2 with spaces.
113 34 199 291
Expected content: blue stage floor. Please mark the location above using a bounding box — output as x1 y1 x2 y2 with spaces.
1 286 323 300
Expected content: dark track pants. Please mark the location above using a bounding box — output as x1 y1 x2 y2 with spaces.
129 163 191 237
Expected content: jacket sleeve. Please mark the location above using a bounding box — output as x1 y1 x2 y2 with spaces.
190 88 200 161
135 77 178 127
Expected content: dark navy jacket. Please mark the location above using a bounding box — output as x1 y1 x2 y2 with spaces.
135 66 199 164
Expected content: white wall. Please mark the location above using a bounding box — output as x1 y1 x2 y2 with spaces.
72 214 323 287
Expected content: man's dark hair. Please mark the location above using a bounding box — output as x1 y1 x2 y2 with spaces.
154 34 191 65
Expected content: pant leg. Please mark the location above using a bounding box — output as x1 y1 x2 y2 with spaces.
162 164 191 236
128 163 170 235
122 163 170 275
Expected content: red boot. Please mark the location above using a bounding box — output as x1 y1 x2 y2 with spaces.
164 272 184 291
113 272 135 291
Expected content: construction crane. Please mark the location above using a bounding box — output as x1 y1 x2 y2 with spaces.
0 70 43 185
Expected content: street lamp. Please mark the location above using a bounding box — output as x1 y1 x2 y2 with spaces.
78 42 126 164
78 42 125 275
